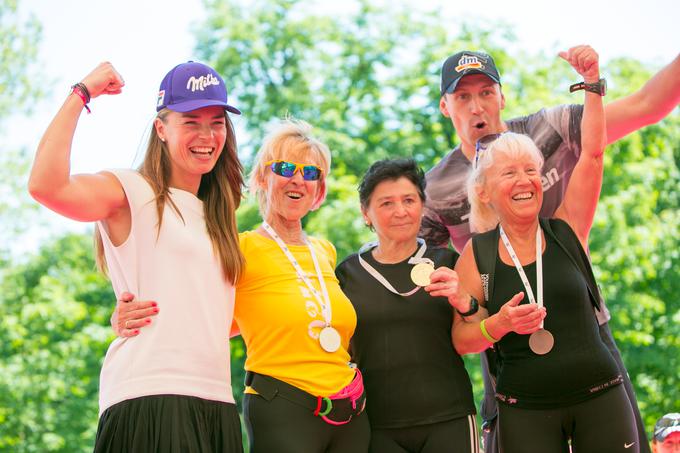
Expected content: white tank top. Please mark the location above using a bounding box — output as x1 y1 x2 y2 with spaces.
96 169 235 414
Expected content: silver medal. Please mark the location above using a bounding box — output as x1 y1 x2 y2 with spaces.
528 328 554 355
410 262 435 287
319 326 341 353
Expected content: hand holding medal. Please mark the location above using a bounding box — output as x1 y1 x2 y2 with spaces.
422 267 473 314
499 224 554 355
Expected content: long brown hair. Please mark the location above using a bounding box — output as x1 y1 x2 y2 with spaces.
94 109 245 284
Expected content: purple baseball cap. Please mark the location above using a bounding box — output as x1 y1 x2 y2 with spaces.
156 61 241 114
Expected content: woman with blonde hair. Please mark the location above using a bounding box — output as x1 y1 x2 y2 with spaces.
235 119 369 452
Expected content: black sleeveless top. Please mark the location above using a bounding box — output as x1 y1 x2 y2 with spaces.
336 246 475 428
487 230 621 409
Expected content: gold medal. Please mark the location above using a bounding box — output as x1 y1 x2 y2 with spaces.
410 262 435 287
319 326 341 353
528 328 554 355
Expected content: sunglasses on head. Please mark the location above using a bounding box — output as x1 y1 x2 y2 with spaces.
474 133 504 169
265 160 323 181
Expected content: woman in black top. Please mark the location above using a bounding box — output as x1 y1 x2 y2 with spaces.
336 158 480 453
454 47 639 452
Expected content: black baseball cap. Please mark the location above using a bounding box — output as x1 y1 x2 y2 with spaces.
654 413 680 442
440 50 501 96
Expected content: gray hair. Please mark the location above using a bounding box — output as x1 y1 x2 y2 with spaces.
467 132 544 233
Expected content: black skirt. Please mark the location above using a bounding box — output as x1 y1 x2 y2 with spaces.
94 394 243 453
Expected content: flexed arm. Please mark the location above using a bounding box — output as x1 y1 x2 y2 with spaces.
555 46 606 247
28 62 127 221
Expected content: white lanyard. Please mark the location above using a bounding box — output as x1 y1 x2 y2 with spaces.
499 224 544 327
357 238 433 297
262 221 333 327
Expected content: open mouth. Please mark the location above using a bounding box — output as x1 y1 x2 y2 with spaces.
286 191 303 200
190 146 214 157
474 121 487 130
512 192 533 201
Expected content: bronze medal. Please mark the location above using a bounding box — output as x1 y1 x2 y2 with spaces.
528 328 554 355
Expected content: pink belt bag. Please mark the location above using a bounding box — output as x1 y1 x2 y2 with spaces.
245 369 366 426
314 369 367 425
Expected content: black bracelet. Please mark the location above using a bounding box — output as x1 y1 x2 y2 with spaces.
71 82 91 103
457 296 479 317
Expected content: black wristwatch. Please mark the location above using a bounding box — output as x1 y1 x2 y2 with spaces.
569 78 606 96
457 296 479 317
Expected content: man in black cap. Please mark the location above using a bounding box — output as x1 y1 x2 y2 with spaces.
420 46 680 453
653 413 680 453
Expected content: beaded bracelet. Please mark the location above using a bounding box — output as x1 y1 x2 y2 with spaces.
71 83 91 113
480 319 499 343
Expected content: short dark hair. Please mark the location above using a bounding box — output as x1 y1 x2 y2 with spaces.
358 158 426 209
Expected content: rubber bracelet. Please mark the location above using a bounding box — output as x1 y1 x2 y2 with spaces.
480 319 499 343
71 84 91 114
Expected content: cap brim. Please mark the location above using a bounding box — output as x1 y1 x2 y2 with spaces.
165 99 241 115
656 427 680 442
444 70 501 94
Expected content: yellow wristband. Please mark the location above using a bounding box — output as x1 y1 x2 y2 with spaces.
480 319 499 343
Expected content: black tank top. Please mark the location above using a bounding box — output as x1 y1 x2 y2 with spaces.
336 247 475 428
487 232 621 409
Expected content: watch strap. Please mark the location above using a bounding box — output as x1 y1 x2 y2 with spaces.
457 296 479 317
569 78 606 96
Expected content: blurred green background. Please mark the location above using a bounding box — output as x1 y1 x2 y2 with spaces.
1 0 678 450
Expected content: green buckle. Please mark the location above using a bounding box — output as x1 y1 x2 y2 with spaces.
318 397 332 416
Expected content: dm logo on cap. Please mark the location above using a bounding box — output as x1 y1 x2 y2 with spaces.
455 55 486 73
157 90 166 108
186 73 221 92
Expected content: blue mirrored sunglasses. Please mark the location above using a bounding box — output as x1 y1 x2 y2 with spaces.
474 133 504 169
265 160 322 181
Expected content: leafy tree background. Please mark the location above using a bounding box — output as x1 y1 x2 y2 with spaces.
1 0 677 450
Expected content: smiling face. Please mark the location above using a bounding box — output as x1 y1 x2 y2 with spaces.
362 177 424 246
479 150 543 225
440 74 506 156
155 105 227 192
261 151 325 225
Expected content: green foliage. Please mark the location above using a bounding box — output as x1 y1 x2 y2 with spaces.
209 0 679 433
0 0 43 120
1 0 677 450
590 103 680 425
0 233 114 452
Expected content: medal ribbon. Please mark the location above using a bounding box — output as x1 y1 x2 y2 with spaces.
499 224 544 328
262 222 333 328
357 238 433 296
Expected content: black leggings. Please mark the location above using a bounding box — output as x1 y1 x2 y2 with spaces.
369 415 479 453
481 322 650 453
498 385 639 453
243 392 370 453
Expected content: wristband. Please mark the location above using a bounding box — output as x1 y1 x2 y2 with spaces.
71 83 91 113
457 296 479 317
480 319 499 343
569 78 606 96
